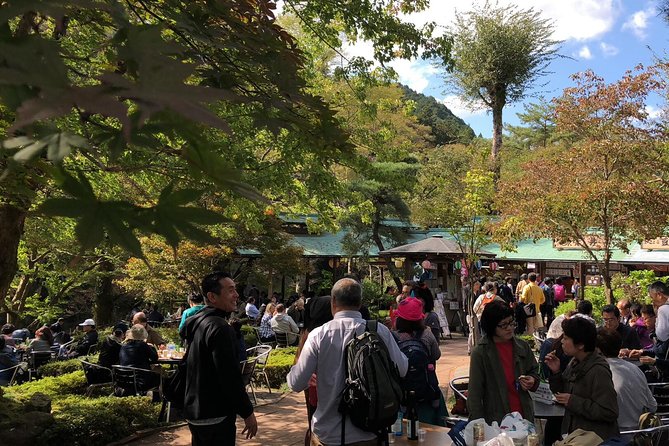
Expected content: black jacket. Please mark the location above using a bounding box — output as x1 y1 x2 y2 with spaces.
617 323 642 350
182 306 253 421
76 330 98 356
98 335 122 369
119 340 158 370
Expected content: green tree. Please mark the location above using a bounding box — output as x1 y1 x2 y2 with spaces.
496 66 669 303
505 98 558 150
433 2 560 166
411 145 494 343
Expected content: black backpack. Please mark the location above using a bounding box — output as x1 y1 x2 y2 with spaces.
339 320 403 442
394 330 439 403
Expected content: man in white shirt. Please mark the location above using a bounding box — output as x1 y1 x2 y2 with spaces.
287 278 408 445
650 281 669 343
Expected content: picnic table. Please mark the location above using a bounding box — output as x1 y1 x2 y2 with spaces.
391 422 453 445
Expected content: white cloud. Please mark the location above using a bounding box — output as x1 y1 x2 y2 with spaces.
622 8 654 39
646 105 663 119
600 41 619 56
388 59 439 93
440 95 487 119
577 45 593 60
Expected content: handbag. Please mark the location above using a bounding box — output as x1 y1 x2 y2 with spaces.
523 303 536 317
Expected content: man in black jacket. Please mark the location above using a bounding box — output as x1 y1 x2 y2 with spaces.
182 272 257 445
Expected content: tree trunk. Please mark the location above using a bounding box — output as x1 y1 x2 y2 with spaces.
371 216 402 289
94 259 115 326
491 101 504 161
602 256 613 304
0 204 27 323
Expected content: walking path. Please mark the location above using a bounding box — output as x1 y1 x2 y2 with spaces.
122 333 470 446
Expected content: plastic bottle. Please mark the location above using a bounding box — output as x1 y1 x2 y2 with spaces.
167 342 176 358
393 410 403 436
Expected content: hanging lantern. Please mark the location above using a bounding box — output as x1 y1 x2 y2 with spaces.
475 260 482 270
328 258 335 268
460 266 468 277
455 260 462 269
394 258 404 268
421 260 432 269
490 261 499 271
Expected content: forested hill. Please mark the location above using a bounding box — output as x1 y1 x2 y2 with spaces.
400 85 476 145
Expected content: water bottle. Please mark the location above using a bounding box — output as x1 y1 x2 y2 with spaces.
407 391 419 441
167 342 176 358
393 410 403 437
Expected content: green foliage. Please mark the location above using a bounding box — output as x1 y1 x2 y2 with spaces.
153 326 180 345
554 300 576 318
38 358 82 377
362 278 392 310
583 287 609 324
3 371 88 403
611 271 669 304
39 396 161 446
400 85 475 144
242 324 258 347
265 346 297 388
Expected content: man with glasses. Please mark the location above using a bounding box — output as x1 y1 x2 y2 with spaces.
601 305 641 351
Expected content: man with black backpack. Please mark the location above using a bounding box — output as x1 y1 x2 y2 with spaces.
288 278 408 446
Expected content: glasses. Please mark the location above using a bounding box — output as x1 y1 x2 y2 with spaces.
602 317 618 323
497 320 517 329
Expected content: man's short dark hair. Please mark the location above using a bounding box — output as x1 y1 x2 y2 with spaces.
577 299 593 316
602 304 620 318
544 277 553 285
618 299 631 309
520 274 528 280
276 304 286 313
2 324 15 335
331 278 362 308
649 281 669 296
479 300 514 337
597 327 622 358
528 272 537 282
247 296 255 304
189 293 204 304
562 316 597 352
201 272 232 296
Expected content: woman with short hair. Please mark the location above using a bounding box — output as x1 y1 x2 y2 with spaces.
467 300 540 424
545 317 619 441
29 326 54 352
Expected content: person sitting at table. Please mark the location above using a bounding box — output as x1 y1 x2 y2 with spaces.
259 303 277 343
271 304 300 346
596 327 656 437
147 306 165 325
634 304 656 350
68 318 99 357
0 336 18 385
545 316 619 441
119 324 160 391
50 320 71 346
132 312 165 347
11 327 30 343
99 323 127 369
1 324 16 348
468 300 540 424
245 296 260 321
28 326 54 352
287 298 305 328
179 293 205 333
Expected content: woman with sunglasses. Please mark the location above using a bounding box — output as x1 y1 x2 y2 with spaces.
468 300 540 424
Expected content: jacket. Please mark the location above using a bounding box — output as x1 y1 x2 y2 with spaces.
271 313 299 345
467 335 540 424
548 351 619 440
183 306 253 421
119 340 157 370
98 335 122 368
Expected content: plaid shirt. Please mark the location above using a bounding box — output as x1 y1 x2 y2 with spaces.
259 314 274 338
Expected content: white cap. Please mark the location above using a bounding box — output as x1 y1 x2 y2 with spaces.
78 318 95 327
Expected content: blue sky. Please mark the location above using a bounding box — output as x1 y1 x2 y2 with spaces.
342 0 668 137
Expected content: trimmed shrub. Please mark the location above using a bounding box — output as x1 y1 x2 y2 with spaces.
154 326 180 344
241 324 257 347
38 395 161 446
265 347 296 389
3 371 88 403
39 358 83 377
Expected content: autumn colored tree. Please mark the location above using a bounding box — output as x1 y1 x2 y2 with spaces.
496 66 669 302
433 2 560 167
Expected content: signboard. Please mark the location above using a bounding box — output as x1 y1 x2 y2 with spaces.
553 235 606 250
586 275 602 286
449 301 460 310
642 237 669 250
546 262 576 269
545 268 572 277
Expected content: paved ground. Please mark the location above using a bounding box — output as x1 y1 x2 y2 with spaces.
122 332 470 446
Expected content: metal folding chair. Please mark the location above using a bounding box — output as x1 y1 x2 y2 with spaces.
274 330 290 348
28 351 52 381
246 345 272 393
240 358 258 405
80 360 112 396
0 364 20 386
111 365 161 397
620 424 669 446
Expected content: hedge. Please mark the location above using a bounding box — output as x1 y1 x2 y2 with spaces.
3 371 88 403
39 358 85 377
39 395 160 446
264 347 297 389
